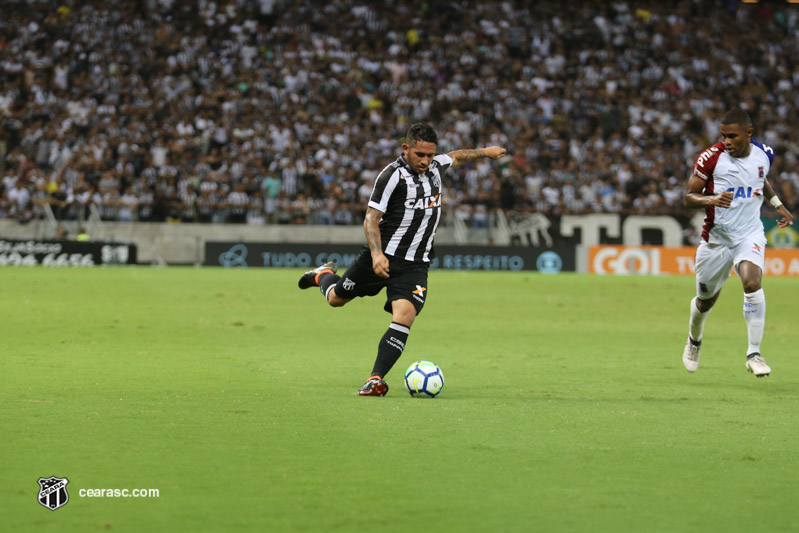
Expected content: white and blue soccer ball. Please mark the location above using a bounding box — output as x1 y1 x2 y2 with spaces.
404 360 444 398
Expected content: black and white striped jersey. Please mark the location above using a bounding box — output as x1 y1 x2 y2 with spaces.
368 153 453 263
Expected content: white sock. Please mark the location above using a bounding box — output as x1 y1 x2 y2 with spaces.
689 297 711 343
743 289 766 355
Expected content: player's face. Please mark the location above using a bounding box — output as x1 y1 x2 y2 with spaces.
720 122 753 158
402 140 437 174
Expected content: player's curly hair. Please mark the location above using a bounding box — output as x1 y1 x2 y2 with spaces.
406 123 438 146
721 109 752 128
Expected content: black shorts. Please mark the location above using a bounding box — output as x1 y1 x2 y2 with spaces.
334 246 430 315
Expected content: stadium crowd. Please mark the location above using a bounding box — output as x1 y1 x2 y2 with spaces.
1 0 798 230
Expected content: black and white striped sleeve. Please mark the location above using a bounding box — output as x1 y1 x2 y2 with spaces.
368 163 401 213
434 153 453 173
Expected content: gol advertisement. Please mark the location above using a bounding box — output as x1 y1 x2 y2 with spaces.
589 245 799 277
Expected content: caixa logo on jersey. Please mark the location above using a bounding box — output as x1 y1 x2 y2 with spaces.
726 186 761 199
38 476 69 511
405 194 441 210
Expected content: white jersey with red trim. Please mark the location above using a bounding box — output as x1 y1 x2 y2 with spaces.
692 140 774 246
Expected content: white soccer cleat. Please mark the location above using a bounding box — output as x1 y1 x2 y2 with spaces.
746 354 771 378
683 338 701 373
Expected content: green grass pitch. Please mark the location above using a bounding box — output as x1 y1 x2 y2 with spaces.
2 266 798 532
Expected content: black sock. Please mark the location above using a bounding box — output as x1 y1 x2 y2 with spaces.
371 322 410 378
318 272 340 297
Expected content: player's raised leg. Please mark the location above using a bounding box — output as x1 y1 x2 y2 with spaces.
298 261 337 290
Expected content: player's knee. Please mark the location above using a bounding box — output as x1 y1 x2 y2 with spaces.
742 280 761 294
326 293 347 307
391 301 417 325
696 294 717 312
396 310 416 325
400 309 416 326
697 300 713 313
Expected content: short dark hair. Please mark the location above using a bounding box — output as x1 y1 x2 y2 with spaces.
406 123 438 146
721 109 752 128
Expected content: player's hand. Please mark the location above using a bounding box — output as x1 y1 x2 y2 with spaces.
482 146 507 160
713 191 733 208
372 252 390 278
777 205 794 227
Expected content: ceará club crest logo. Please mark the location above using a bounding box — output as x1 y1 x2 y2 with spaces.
38 476 70 511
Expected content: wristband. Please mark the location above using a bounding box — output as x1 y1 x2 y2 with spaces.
770 196 783 208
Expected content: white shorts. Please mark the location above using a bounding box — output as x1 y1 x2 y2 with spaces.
694 233 767 299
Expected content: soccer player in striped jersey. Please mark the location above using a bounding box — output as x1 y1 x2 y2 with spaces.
299 123 506 396
682 109 793 377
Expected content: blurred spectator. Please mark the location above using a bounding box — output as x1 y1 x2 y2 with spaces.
51 223 67 240
6 178 32 221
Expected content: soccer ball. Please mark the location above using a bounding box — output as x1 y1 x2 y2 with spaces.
404 360 444 398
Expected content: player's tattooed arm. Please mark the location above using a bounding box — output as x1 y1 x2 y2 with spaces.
447 146 507 168
364 207 390 278
364 207 383 254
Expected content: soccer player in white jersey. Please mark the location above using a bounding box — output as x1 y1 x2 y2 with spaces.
682 109 793 377
298 123 506 396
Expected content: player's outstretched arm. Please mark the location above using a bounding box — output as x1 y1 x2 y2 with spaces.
447 146 507 168
763 178 794 227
